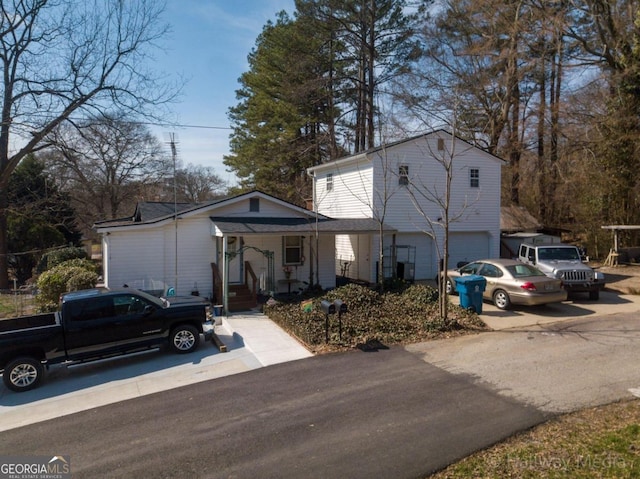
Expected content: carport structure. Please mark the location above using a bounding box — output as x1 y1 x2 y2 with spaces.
601 225 640 266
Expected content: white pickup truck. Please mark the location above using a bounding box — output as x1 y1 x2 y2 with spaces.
518 243 606 300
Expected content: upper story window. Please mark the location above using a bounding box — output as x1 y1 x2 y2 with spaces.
326 173 333 191
399 165 409 185
283 236 303 265
249 198 260 212
469 168 480 188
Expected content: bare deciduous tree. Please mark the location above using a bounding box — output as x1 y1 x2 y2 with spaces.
406 132 478 323
0 0 178 288
45 114 172 232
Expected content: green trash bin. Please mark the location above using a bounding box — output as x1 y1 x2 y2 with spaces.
454 275 486 313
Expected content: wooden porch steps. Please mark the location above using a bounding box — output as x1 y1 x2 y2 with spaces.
228 283 257 312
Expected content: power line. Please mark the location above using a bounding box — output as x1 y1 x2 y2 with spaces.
146 122 232 131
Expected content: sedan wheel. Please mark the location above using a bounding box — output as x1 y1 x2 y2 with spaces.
445 278 455 295
493 289 512 310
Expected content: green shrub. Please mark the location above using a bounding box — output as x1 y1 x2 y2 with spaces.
36 262 99 312
36 246 88 274
56 258 100 274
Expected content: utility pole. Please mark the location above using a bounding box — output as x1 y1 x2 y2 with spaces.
167 132 179 293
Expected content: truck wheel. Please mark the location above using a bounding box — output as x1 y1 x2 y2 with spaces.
3 357 43 392
169 325 200 353
493 289 511 310
589 290 600 300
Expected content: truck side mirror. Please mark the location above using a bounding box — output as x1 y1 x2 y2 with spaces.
320 300 336 315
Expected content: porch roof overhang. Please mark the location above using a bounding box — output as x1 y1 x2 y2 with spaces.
210 216 396 235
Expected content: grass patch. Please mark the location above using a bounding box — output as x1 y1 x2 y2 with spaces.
0 293 36 318
430 399 640 478
264 283 487 352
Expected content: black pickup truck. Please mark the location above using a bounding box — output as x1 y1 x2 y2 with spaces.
0 288 213 392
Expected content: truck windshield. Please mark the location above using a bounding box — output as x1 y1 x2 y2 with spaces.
538 247 580 261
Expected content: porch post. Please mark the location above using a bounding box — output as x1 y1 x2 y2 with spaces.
222 235 229 315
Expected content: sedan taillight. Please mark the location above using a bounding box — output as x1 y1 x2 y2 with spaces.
520 282 537 291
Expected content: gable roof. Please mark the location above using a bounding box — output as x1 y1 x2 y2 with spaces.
306 129 506 175
93 191 314 230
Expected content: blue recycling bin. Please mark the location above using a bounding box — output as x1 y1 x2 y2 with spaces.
454 275 486 313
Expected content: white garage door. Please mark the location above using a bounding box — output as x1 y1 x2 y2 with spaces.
448 232 490 269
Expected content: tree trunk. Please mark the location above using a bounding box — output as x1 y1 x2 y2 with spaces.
0 188 8 289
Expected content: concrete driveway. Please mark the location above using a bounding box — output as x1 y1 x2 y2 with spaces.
0 312 312 432
476 289 640 330
418 289 640 413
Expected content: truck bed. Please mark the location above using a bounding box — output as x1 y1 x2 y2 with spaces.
0 313 57 333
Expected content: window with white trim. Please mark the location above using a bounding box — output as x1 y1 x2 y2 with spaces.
283 236 303 265
470 168 480 188
326 173 333 191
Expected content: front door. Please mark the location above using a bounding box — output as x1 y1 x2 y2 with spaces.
227 236 244 284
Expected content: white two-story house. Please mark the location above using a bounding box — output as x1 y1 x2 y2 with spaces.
306 130 505 283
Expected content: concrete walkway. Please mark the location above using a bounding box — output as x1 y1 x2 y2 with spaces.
0 311 312 432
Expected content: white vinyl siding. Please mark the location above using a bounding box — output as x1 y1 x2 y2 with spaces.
99 193 338 298
311 131 503 279
213 197 308 218
104 229 165 292
315 163 373 218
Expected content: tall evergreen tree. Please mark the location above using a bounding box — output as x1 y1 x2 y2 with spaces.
7 155 81 284
225 11 341 204
225 1 425 203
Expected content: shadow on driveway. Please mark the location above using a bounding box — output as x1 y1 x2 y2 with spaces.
478 290 640 330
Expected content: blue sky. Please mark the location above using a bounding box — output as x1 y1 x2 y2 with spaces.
155 0 295 184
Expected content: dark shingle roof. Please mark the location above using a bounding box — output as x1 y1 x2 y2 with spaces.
501 206 542 232
134 202 198 222
210 216 395 234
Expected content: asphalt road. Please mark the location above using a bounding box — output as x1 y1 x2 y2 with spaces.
2 347 545 479
3 298 640 478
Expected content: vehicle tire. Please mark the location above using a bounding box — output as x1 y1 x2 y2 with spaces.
445 278 455 295
169 325 200 353
493 289 512 310
3 356 43 392
589 289 600 301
